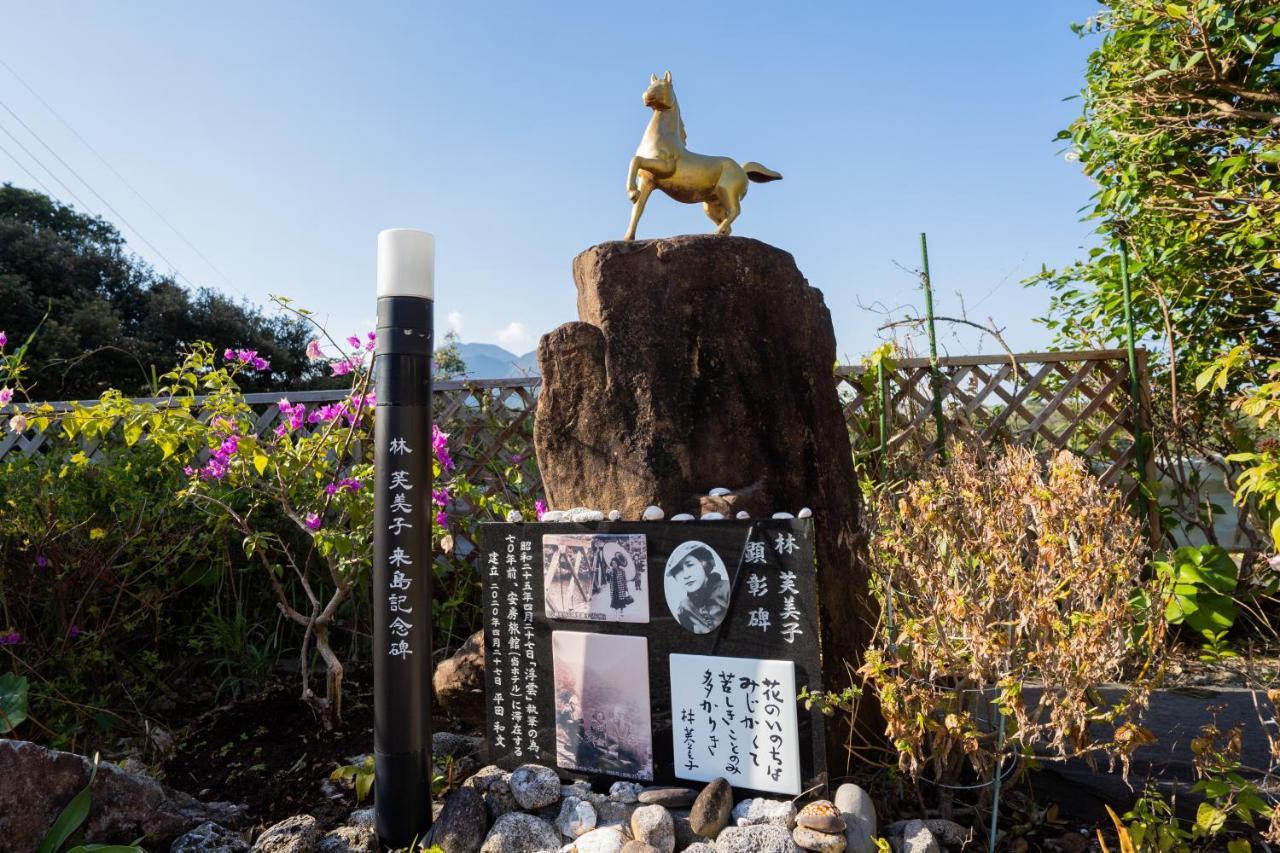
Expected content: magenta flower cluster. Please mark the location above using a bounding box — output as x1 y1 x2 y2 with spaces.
535 499 548 520
185 433 240 481
325 477 363 496
433 424 454 472
327 332 376 377
275 398 308 436
0 631 21 646
0 330 7 349
224 348 271 372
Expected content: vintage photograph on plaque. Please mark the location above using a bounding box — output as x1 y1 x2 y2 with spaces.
663 540 731 634
552 630 654 781
668 653 802 795
543 534 649 623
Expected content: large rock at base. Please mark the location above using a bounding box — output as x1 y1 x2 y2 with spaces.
534 236 873 754
478 812 560 853
250 815 319 853
433 630 487 728
0 740 245 852
429 786 488 853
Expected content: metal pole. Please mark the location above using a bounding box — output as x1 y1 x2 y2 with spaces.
373 228 435 848
877 358 889 471
1119 242 1151 521
920 233 946 462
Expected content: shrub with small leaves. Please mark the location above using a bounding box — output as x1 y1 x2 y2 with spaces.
861 441 1168 790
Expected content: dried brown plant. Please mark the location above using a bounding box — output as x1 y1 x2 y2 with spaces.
861 441 1168 790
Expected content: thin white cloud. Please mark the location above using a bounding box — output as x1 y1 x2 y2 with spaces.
496 321 532 352
446 311 464 335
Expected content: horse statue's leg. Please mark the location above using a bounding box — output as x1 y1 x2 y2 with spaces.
624 173 656 241
712 183 742 236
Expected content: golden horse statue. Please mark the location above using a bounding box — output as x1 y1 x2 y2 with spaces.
624 71 782 240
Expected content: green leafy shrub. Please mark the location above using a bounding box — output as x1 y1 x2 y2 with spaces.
1147 545 1239 657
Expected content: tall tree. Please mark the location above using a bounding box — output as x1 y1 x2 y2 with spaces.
0 184 324 399
1033 1 1279 545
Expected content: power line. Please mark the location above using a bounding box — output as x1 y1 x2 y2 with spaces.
0 97 197 288
0 116 100 216
0 57 242 296
0 136 55 196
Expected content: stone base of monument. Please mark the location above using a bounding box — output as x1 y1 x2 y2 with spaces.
423 762 878 853
534 235 877 767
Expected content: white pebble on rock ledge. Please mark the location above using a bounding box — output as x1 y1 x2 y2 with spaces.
735 511 750 519
567 507 605 522
642 506 664 521
608 509 622 521
670 513 695 521
798 507 813 518
732 798 797 829
541 510 565 522
700 512 725 520
506 509 524 523
771 512 795 519
708 487 731 496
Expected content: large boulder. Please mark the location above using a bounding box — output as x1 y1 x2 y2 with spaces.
0 739 245 852
535 235 875 750
433 630 487 729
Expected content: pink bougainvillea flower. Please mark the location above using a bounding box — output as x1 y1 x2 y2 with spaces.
225 348 270 372
511 453 525 464
35 554 49 569
306 339 325 361
432 424 454 471
346 335 362 350
330 359 353 377
436 511 448 527
0 388 12 406
305 512 322 531
535 499 548 520
8 413 28 434
0 632 21 646
365 331 376 352
432 488 450 506
0 331 7 349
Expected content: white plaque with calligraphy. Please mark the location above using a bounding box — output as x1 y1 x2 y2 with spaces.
668 653 801 795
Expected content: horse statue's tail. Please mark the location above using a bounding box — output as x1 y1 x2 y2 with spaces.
742 162 783 183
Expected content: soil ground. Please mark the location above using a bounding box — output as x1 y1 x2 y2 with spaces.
163 668 381 831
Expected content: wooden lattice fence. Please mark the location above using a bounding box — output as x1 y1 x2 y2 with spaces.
835 347 1159 541
2 348 1155 538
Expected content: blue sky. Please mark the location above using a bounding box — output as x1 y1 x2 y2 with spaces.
0 2 1101 361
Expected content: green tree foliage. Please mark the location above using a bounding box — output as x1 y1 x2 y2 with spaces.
0 184 324 399
1035 1 1279 385
434 329 467 379
1033 2 1280 546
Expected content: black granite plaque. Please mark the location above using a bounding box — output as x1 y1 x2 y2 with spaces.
479 519 826 797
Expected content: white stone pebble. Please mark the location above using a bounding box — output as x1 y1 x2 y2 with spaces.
735 511 751 519
642 505 665 521
798 507 813 518
607 509 622 521
567 507 605 522
700 512 725 520
708 487 731 496
771 512 795 519
670 513 695 521
542 510 566 522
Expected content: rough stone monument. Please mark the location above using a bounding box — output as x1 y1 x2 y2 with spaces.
534 234 874 760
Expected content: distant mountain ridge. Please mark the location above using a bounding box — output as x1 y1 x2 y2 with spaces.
454 342 539 379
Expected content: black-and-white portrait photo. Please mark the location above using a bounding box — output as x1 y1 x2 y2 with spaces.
552 631 654 781
663 541 730 634
543 534 649 623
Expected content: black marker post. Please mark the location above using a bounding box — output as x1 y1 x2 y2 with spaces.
373 228 435 848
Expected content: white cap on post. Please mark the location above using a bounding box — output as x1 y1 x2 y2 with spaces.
377 228 435 299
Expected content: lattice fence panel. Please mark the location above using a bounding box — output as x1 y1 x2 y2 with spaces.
836 348 1158 539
